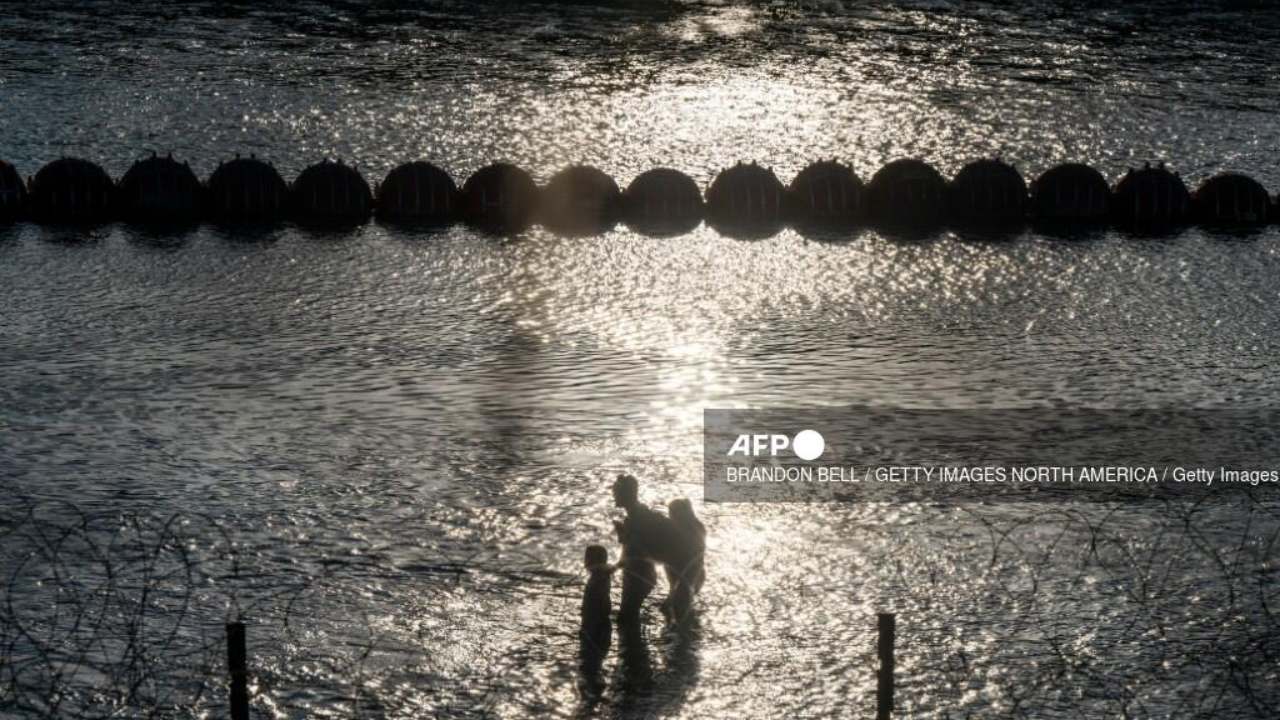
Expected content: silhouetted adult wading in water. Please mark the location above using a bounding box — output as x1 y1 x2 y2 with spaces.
666 497 705 618
611 474 704 621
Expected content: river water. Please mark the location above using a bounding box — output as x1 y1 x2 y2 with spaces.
2 2 1279 718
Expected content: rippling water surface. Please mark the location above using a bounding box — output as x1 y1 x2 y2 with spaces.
2 2 1280 718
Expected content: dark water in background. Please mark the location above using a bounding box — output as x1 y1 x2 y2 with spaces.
2 2 1280 718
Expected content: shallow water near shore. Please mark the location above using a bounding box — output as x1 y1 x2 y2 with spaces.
3 2 1280 718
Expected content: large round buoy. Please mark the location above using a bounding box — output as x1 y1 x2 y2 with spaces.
787 160 864 229
0 160 25 222
1112 163 1190 230
290 159 373 222
947 159 1027 226
376 161 458 224
27 157 116 223
117 152 202 221
1029 163 1110 224
539 165 621 236
865 158 947 227
622 168 703 237
705 162 786 239
461 163 539 233
207 155 288 220
1192 172 1269 226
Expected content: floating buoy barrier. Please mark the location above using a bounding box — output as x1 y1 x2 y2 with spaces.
866 158 947 227
622 168 703 237
117 153 203 222
787 160 864 230
539 165 621 237
1112 163 1190 230
207 155 288 221
290 159 372 222
1193 172 1270 226
0 160 25 222
947 159 1027 226
1030 163 1110 224
461 163 538 233
705 162 786 239
376 161 458 224
0 156 1277 236
27 158 116 223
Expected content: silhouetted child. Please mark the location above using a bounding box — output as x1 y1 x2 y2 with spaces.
580 544 613 675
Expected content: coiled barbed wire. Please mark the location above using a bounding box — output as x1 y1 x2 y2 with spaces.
0 496 1276 718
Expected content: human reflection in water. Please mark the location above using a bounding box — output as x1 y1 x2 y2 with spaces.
612 616 655 708
609 611 702 719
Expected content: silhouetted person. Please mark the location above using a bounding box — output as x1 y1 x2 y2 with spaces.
614 519 657 625
579 544 613 676
667 499 705 589
613 608 655 710
611 474 702 621
664 498 706 619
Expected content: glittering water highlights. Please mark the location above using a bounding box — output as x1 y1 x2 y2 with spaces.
2 2 1280 718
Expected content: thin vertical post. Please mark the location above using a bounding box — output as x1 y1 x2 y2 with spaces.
227 621 249 720
877 612 895 720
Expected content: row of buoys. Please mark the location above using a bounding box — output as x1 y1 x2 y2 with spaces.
0 154 1276 238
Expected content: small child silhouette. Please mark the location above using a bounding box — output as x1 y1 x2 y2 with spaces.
580 544 613 674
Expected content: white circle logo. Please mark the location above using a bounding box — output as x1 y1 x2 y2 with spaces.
792 429 825 461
